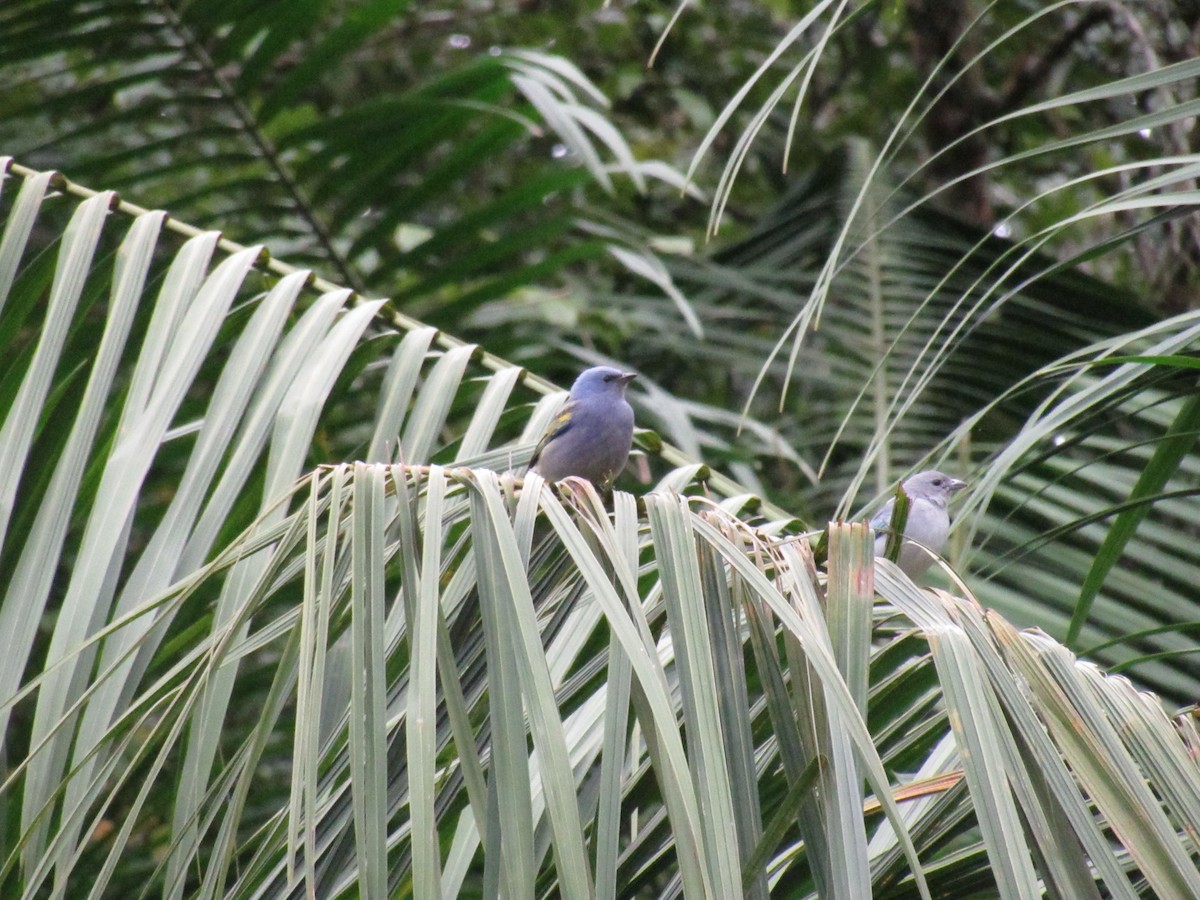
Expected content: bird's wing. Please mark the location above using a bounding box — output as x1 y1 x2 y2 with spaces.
529 399 576 468
869 497 896 531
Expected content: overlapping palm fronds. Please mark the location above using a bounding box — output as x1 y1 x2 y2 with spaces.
630 3 1200 702
5 1 1200 895
3 154 1199 898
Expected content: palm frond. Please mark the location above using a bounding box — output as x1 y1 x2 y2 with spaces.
4 160 1200 897
0 0 694 345
631 136 1200 700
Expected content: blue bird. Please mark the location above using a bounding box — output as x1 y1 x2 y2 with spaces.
530 366 637 487
871 470 967 578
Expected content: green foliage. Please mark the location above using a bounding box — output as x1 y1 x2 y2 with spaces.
5 0 1200 896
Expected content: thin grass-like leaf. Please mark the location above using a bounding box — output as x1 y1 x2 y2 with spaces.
349 464 388 899
367 326 438 463
466 470 593 898
0 164 54 316
647 493 744 898
406 465 446 897
1069 394 1200 645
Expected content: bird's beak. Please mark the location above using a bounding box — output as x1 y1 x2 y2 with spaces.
617 372 638 385
949 478 968 493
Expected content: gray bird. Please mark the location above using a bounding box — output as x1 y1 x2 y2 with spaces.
871 470 967 578
530 366 636 487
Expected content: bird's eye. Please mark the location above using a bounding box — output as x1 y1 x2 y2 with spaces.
932 478 944 486
603 374 615 382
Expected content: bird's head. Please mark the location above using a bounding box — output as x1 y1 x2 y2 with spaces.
902 470 967 507
571 366 637 399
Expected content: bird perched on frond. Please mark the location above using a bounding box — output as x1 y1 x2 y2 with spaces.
871 470 967 578
529 366 636 488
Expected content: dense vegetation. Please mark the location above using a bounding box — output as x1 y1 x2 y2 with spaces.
2 1 1199 896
